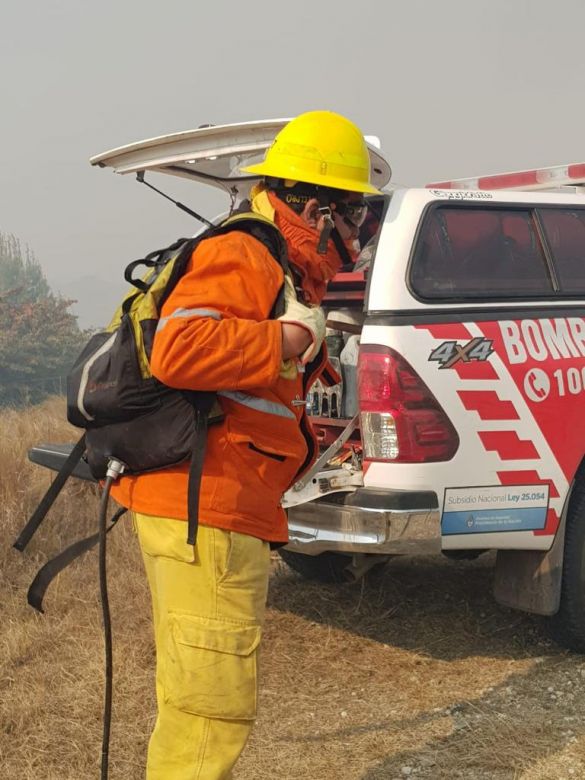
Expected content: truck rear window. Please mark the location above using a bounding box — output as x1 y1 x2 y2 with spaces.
538 209 585 293
411 206 554 299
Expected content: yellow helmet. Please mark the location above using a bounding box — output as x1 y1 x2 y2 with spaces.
242 110 382 195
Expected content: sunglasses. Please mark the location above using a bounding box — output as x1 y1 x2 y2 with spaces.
333 199 368 227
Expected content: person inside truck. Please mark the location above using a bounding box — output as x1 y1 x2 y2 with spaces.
117 110 382 780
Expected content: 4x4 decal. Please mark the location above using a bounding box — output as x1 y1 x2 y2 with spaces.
429 337 494 369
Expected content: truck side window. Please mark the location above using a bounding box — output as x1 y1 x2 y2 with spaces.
538 209 585 294
411 206 554 299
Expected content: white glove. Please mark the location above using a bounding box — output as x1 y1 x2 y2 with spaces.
278 274 326 365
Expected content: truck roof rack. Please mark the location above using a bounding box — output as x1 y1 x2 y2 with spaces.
426 162 585 192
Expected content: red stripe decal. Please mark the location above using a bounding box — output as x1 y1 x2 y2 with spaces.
458 390 519 420
534 508 560 536
478 431 539 460
452 360 498 379
496 470 560 498
496 472 560 536
414 323 472 339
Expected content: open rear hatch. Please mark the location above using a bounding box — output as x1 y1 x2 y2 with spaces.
90 118 391 205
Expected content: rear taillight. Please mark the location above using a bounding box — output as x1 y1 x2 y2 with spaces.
357 345 459 462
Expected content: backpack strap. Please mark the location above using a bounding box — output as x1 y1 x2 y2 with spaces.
219 213 288 272
222 212 288 267
123 237 192 293
183 391 216 545
330 226 355 270
217 213 289 318
14 434 87 552
26 507 126 613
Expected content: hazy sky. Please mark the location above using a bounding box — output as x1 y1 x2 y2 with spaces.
2 0 585 326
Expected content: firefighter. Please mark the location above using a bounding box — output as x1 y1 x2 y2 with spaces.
111 110 381 779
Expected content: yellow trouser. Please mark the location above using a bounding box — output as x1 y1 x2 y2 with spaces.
134 513 271 780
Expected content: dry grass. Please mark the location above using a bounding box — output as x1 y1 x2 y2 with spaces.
2 398 585 779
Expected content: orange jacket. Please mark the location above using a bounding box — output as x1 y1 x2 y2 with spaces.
110 228 324 543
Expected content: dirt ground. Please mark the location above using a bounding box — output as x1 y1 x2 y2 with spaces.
3 399 585 779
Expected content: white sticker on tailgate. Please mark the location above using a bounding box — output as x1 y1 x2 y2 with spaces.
442 485 549 535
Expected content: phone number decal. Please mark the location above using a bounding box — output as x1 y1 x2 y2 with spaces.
524 366 585 403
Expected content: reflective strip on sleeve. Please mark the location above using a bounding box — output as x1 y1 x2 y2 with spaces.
156 308 222 333
219 391 296 419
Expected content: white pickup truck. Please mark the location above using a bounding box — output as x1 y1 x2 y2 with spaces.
28 121 585 652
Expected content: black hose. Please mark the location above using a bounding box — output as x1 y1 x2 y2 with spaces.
99 475 115 780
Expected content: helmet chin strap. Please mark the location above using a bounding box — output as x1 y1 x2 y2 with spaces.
314 188 355 266
316 189 335 254
330 226 354 269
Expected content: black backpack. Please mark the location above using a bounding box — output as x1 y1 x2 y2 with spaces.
15 213 288 609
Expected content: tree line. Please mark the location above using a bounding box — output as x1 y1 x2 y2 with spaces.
0 233 87 407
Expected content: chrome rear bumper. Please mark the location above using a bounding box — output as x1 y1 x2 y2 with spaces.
286 488 440 556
